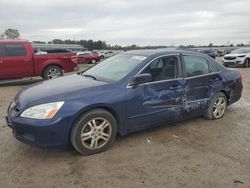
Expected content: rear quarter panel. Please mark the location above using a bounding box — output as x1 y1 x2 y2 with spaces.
33 53 77 76
221 69 242 105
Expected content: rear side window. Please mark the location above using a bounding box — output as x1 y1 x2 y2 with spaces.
183 56 210 77
0 45 4 56
5 44 26 56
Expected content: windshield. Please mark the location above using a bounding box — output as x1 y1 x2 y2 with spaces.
82 54 146 83
231 48 250 54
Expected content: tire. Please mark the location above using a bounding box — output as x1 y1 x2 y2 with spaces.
243 58 249 68
71 109 117 155
203 92 227 120
100 55 104 59
91 58 97 64
43 65 63 79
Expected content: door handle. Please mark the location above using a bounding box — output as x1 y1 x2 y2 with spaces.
0 60 3 64
169 85 182 90
209 77 219 83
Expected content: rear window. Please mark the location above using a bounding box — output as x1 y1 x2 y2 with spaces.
5 44 26 56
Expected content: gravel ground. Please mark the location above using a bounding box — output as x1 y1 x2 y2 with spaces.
0 61 249 188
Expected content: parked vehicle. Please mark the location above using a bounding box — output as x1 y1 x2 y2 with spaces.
217 50 225 57
0 40 78 80
77 51 100 64
223 48 250 68
6 49 242 155
98 51 115 59
199 49 218 59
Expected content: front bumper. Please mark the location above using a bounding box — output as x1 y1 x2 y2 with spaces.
6 112 73 148
223 58 245 67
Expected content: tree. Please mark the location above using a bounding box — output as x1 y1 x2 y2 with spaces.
48 39 63 44
0 33 5 39
209 43 213 47
32 41 46 44
5 28 20 39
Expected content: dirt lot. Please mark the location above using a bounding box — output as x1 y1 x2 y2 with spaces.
0 61 249 188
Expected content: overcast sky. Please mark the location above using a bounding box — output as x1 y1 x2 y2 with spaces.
0 0 250 46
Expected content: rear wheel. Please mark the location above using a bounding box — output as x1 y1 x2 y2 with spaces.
100 55 104 59
43 65 63 79
71 109 117 155
243 58 250 68
203 92 227 120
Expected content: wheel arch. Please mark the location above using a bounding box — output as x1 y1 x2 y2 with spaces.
70 105 123 136
219 90 230 105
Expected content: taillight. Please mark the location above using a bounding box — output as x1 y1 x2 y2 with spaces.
71 55 78 64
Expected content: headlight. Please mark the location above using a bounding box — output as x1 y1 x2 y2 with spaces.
20 101 64 119
238 55 246 58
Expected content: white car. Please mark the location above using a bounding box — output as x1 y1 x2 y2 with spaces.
98 51 115 59
223 48 250 68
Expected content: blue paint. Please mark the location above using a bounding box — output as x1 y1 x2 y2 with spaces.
7 50 243 148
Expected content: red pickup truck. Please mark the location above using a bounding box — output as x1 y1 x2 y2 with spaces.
0 40 78 80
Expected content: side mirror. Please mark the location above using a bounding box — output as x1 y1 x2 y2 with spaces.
129 73 152 87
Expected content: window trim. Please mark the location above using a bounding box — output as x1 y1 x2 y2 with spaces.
184 71 221 80
127 54 183 88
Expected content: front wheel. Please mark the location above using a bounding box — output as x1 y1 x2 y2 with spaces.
203 92 227 120
243 58 249 68
71 109 117 155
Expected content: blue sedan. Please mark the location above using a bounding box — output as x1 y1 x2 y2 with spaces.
6 50 243 155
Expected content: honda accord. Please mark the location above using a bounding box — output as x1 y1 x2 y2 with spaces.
6 49 243 155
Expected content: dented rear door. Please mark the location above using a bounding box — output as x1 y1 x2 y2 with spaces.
182 54 223 117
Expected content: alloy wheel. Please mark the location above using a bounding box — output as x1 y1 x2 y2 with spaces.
47 69 61 79
91 59 97 64
212 97 226 118
80 118 112 150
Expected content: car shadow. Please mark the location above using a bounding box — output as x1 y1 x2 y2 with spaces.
0 77 43 86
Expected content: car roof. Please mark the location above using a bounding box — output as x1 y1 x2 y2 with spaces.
124 48 202 57
0 39 29 44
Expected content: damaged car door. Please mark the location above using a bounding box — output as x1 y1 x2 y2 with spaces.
126 55 185 132
182 54 223 118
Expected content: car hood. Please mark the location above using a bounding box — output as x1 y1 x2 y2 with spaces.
15 74 108 109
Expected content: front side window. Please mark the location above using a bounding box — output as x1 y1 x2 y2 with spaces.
141 56 178 82
5 44 26 56
183 56 210 77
